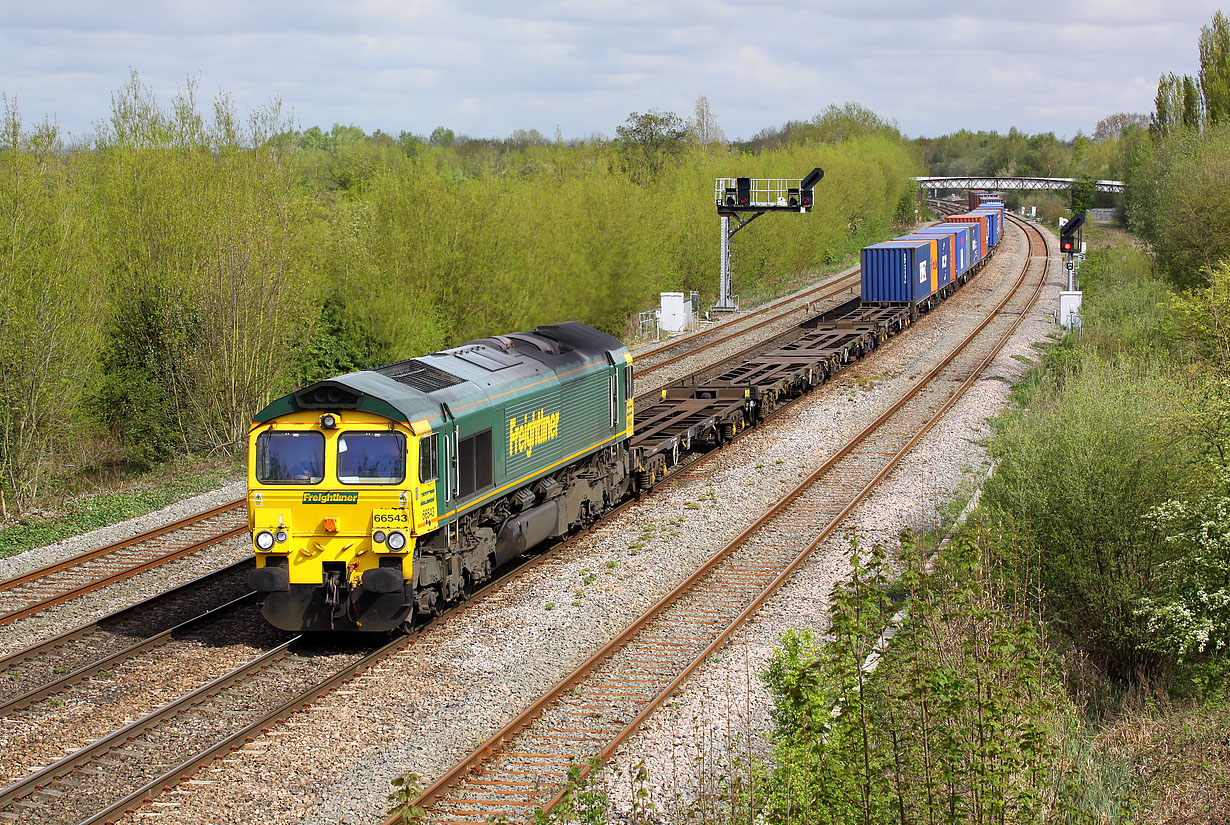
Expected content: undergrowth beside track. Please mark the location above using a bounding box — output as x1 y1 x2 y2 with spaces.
486 222 1230 824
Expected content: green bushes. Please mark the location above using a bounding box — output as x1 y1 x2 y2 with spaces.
761 533 1063 825
1078 245 1171 356
0 78 922 514
981 354 1197 680
1127 125 1230 287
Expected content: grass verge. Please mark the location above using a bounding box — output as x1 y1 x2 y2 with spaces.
0 456 241 559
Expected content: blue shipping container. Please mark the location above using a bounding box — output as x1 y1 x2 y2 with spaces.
944 214 988 263
897 233 952 289
950 221 979 268
971 208 1001 247
913 224 970 282
861 239 936 305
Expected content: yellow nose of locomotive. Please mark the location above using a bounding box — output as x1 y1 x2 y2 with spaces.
247 410 417 631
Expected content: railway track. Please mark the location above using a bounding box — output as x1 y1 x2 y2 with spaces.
0 421 786 824
0 592 284 789
631 268 861 379
0 559 253 708
0 629 371 825
388 213 1052 824
0 502 247 629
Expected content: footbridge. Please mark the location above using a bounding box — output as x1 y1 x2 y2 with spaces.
913 176 1124 194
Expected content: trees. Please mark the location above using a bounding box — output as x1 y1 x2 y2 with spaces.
688 95 725 146
615 109 692 182
429 126 455 147
1199 10 1230 125
1070 172 1096 214
811 101 900 143
1093 112 1150 142
0 101 100 511
1129 12 1230 286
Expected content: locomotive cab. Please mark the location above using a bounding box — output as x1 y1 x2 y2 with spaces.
248 408 436 631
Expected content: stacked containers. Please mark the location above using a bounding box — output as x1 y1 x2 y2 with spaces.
861 239 936 305
950 221 979 269
944 213 988 263
981 204 1006 223
914 224 971 282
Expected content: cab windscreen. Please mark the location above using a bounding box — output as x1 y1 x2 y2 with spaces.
256 431 325 484
338 431 406 484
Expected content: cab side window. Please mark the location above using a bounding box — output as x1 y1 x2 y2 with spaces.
419 433 439 483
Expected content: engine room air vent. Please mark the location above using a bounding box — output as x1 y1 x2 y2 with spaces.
374 359 465 393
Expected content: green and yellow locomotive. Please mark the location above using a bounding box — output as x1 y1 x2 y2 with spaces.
247 322 634 632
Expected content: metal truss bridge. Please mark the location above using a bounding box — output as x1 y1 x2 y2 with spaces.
913 176 1124 194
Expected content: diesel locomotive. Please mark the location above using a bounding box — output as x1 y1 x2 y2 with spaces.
247 322 635 632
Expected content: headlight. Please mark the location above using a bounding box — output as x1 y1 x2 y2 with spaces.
373 530 387 544
275 529 288 544
320 413 337 429
254 530 275 551
386 530 407 551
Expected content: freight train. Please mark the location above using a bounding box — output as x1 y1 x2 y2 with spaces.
247 195 1008 633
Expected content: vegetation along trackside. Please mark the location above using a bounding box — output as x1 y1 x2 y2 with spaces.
0 78 920 528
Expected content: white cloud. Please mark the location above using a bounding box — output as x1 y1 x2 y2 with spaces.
0 0 1224 140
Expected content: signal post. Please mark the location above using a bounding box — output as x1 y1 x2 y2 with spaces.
1058 212 1085 330
712 168 824 313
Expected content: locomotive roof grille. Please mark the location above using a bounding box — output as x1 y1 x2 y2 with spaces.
374 359 465 393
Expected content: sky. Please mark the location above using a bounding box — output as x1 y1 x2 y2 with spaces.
1 1 1224 143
